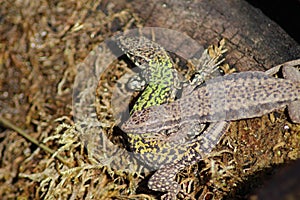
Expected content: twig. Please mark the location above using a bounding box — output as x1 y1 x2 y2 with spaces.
0 115 71 167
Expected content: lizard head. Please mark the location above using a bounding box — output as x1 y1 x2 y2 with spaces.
121 108 154 134
121 102 177 134
117 36 167 70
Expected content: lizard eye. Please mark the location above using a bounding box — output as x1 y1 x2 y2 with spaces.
133 56 148 69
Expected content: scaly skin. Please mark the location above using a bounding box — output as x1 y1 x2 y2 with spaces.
117 36 181 111
122 67 300 135
117 35 227 199
117 36 185 170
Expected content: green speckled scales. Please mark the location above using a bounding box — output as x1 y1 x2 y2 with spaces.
117 35 228 199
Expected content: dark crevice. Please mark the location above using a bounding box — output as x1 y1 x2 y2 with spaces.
246 0 300 44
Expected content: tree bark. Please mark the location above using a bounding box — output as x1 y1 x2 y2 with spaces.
126 0 299 71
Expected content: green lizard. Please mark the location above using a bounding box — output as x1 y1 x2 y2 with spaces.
116 35 229 199
117 35 186 170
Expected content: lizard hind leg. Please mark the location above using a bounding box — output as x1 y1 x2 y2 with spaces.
288 101 300 123
282 66 300 123
282 65 300 82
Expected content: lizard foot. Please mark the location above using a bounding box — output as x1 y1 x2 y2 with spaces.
148 163 181 200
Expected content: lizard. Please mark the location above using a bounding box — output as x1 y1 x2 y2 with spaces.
121 60 300 136
115 35 230 199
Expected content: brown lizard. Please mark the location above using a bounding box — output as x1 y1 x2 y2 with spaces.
121 61 300 135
